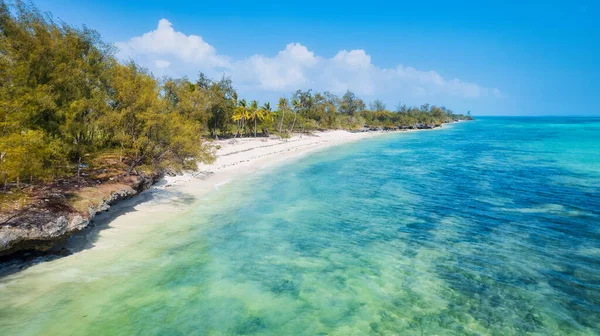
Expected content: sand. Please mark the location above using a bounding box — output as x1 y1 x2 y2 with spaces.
77 130 389 251
162 130 383 194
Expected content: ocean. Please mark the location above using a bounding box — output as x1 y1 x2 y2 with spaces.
1 117 599 335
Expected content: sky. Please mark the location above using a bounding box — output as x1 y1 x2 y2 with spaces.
31 0 600 116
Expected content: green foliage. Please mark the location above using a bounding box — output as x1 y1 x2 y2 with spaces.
0 1 213 187
370 99 386 112
339 90 366 115
0 130 67 186
207 76 236 138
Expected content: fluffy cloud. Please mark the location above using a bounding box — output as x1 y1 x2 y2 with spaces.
232 43 318 91
117 19 502 100
116 19 230 72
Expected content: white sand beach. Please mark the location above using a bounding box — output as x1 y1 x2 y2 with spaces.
79 130 389 251
162 130 383 195
0 130 391 311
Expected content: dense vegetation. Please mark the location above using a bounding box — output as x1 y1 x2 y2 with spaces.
0 1 471 190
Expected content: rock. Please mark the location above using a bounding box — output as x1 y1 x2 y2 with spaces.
0 216 69 256
70 215 89 231
0 173 161 258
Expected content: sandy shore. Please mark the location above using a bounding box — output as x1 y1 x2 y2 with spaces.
160 130 384 196
0 131 394 300
69 130 389 252
0 127 438 273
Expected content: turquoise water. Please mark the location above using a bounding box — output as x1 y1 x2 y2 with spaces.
1 117 599 335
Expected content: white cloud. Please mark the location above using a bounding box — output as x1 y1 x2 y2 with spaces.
332 50 372 69
117 19 230 72
232 43 318 91
116 19 502 101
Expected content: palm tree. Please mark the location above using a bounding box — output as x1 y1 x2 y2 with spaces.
260 102 273 136
277 97 288 138
232 99 248 138
249 100 259 137
263 102 271 113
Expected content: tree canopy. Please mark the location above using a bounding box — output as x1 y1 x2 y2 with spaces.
0 1 213 187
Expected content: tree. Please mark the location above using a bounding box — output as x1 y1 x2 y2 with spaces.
322 92 340 128
339 90 365 115
277 97 289 137
0 1 116 179
207 76 236 139
232 99 248 138
0 130 66 187
107 63 214 175
259 102 273 136
196 72 212 90
248 100 260 137
290 99 300 133
395 102 408 113
370 99 386 112
162 77 210 132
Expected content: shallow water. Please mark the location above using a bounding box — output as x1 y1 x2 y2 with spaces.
1 117 599 335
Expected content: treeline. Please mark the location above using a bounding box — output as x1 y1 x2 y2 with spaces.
0 1 471 188
270 92 472 132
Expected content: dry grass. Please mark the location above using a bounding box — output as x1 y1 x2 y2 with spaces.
0 191 32 213
0 149 162 223
88 151 129 180
68 182 133 214
0 150 147 219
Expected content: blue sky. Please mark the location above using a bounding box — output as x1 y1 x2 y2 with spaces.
33 0 599 115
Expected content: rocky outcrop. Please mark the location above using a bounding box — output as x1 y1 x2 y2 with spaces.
0 174 160 257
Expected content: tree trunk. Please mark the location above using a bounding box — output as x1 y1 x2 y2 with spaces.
290 111 297 134
254 117 257 137
126 156 145 176
214 118 219 140
278 109 285 138
233 120 240 139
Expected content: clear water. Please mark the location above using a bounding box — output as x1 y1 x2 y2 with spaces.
1 117 599 335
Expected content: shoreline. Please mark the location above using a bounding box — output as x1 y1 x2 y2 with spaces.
161 130 386 196
0 127 447 273
155 126 447 200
